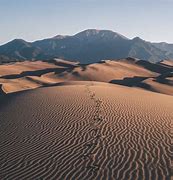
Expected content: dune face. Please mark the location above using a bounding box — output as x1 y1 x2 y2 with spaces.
0 58 172 95
0 59 172 179
0 61 59 77
159 60 173 67
0 60 69 93
54 60 157 82
0 82 172 179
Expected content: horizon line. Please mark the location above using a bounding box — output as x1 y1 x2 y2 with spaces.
0 28 172 45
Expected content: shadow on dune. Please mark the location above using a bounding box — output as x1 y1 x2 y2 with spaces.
80 64 87 71
44 59 78 68
72 71 80 76
0 84 6 96
0 68 68 79
110 76 152 90
155 72 173 85
136 60 172 74
159 62 173 68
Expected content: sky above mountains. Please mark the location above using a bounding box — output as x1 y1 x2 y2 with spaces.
0 0 172 45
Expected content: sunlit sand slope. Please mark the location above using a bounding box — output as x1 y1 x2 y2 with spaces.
0 82 172 180
0 61 58 77
0 59 172 95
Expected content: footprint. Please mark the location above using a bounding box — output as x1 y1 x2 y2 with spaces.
87 164 100 172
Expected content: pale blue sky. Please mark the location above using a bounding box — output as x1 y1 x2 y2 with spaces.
0 0 172 45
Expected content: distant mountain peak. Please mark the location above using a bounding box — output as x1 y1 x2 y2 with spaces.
132 37 144 42
75 29 103 35
74 29 129 40
3 39 31 49
52 35 69 39
9 38 29 44
0 29 172 63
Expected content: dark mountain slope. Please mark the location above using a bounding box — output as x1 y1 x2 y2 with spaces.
0 29 171 63
0 39 47 60
153 42 173 59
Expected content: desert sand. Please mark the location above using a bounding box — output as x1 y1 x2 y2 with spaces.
0 59 172 179
0 59 172 95
159 60 173 67
0 61 59 77
0 60 67 93
0 81 172 180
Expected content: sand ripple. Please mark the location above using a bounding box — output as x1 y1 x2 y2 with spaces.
0 82 172 180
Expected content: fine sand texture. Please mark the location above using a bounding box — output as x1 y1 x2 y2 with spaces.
0 81 172 180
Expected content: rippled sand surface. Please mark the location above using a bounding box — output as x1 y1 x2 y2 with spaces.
0 82 172 180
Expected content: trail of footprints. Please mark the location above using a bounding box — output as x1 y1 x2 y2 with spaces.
83 84 105 173
0 84 172 179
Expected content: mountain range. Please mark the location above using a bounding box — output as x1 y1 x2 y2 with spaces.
0 29 172 64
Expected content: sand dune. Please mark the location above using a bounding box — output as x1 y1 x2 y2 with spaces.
159 60 173 67
0 59 172 95
0 60 69 93
0 76 55 94
48 58 79 67
42 59 173 95
141 78 173 95
0 82 172 179
0 61 59 77
0 77 40 93
46 60 158 82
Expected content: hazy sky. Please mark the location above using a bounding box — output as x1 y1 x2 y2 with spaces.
0 0 172 45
